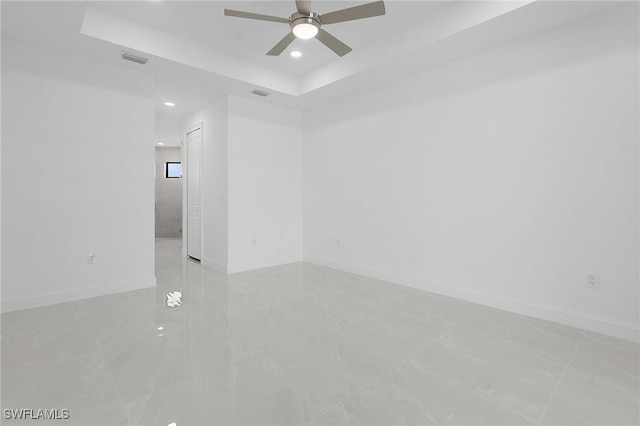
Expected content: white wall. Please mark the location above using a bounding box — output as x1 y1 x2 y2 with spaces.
303 7 639 341
156 114 183 145
227 95 302 273
1 39 156 311
182 95 302 273
184 96 229 271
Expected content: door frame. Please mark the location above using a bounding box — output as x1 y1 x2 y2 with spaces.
182 122 204 259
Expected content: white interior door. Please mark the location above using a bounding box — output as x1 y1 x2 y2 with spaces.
187 127 202 260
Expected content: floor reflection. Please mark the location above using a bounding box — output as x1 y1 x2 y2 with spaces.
1 238 637 426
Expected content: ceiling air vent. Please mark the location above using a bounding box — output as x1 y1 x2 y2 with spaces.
121 51 148 65
251 89 270 97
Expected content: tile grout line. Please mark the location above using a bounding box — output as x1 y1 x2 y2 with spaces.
454 320 579 368
259 304 395 423
303 291 491 424
467 309 592 424
81 302 133 426
420 307 546 425
275 371 325 425
535 331 585 426
293 284 450 422
231 287 384 356
304 323 461 425
416 366 540 425
563 334 640 394
240 291 418 424
402 305 545 425
304 304 545 425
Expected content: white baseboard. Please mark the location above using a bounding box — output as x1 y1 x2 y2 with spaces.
202 256 228 274
227 255 302 274
303 255 640 343
1 276 157 313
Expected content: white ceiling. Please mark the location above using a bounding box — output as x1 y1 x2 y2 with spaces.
96 1 446 76
1 0 626 146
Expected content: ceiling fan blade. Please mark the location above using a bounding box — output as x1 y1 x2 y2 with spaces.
319 0 385 25
266 32 297 56
315 29 352 57
295 0 312 15
224 9 289 24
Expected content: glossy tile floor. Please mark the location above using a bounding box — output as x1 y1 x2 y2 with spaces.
2 239 638 425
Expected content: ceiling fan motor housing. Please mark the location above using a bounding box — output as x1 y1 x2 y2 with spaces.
289 11 321 32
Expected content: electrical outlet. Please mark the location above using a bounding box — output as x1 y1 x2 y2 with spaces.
88 253 97 264
586 273 599 289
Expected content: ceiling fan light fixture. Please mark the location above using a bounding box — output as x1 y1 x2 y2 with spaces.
290 12 320 39
293 22 318 39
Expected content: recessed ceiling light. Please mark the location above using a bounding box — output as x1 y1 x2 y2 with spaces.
157 142 164 146
164 102 175 107
290 51 302 58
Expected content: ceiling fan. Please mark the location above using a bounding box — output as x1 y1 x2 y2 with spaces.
224 0 386 57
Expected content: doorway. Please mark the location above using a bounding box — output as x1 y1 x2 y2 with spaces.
155 146 183 238
185 125 203 260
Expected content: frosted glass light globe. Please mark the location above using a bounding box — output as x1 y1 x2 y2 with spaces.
293 23 318 39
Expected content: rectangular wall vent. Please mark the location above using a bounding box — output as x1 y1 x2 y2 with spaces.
251 89 270 97
121 51 148 65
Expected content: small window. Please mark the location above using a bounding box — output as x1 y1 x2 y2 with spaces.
165 162 182 178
